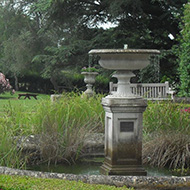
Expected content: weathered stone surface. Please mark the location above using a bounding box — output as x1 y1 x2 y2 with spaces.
16 133 105 160
82 133 104 157
15 135 40 151
0 166 190 189
101 96 147 176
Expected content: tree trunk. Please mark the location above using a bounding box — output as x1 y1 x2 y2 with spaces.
50 75 59 92
14 73 19 91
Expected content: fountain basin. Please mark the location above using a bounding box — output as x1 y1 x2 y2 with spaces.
89 49 160 70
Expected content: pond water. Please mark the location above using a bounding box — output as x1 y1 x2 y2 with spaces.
27 163 174 177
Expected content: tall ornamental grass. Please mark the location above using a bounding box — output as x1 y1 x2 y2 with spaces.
143 131 190 170
0 117 25 168
31 93 104 166
143 101 190 170
25 92 104 165
143 101 190 134
0 92 104 167
0 102 37 168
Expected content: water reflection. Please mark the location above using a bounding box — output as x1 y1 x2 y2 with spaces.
28 164 175 176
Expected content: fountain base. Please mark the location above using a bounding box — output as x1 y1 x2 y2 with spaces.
100 163 147 176
101 96 147 176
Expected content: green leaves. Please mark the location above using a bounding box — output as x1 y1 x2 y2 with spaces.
177 2 190 97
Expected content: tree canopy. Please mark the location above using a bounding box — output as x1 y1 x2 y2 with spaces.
0 0 188 92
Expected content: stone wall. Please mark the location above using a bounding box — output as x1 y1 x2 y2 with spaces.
0 166 190 190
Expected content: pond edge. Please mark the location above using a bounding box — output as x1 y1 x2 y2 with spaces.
0 166 190 189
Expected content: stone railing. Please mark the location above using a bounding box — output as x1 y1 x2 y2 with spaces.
109 81 175 100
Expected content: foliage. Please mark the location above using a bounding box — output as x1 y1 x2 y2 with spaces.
2 91 190 171
94 74 110 93
1 31 34 76
0 73 14 94
138 55 160 83
0 0 188 91
45 0 186 85
32 93 104 165
0 92 104 167
0 121 24 169
172 167 190 176
0 175 133 190
177 2 190 97
0 91 49 168
143 101 190 169
143 132 190 170
0 3 46 90
159 50 179 86
143 101 190 133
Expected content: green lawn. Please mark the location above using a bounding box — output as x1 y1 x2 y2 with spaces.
0 91 50 112
0 175 132 190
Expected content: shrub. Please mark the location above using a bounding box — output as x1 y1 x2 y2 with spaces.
0 73 14 94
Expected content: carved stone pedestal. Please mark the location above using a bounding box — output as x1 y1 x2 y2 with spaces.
100 97 147 176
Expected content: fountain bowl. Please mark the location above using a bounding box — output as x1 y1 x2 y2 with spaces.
89 49 160 70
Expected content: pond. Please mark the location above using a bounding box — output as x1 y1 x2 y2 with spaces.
27 163 175 177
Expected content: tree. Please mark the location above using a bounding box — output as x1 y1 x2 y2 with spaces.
0 1 52 91
1 31 34 90
0 0 187 92
177 2 190 96
33 0 187 83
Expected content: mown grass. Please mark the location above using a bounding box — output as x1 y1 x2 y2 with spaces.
0 175 133 190
0 91 49 112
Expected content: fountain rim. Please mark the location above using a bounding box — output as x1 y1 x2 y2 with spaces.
88 49 160 55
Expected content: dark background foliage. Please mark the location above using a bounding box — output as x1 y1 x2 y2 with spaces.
0 0 188 94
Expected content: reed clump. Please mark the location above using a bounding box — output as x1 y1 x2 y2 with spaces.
0 92 104 168
29 92 105 165
143 101 190 170
143 132 190 169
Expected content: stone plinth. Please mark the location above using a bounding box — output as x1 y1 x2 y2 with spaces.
100 96 147 176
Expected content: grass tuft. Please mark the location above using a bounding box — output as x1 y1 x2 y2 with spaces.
143 132 190 170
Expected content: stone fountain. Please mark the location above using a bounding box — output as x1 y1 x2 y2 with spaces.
89 49 160 176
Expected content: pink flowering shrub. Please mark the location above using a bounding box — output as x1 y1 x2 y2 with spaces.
181 107 190 113
0 73 14 94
